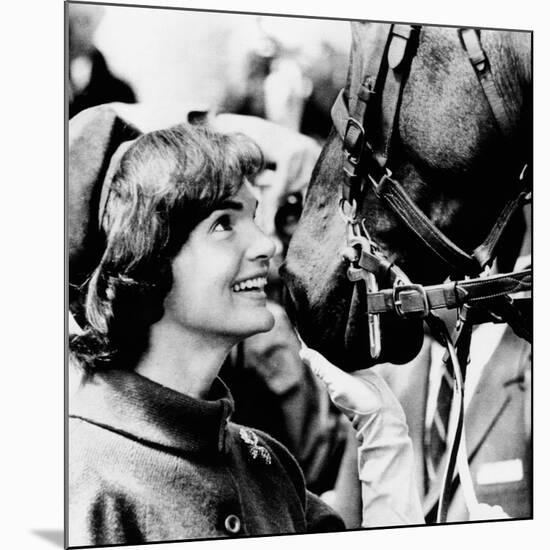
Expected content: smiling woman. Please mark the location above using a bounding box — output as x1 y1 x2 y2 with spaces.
68 106 346 547
70 113 264 377
136 183 277 398
160 184 275 343
68 105 423 548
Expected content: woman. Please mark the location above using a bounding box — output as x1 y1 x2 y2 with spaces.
68 106 422 547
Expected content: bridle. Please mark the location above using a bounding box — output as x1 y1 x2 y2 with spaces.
330 23 532 522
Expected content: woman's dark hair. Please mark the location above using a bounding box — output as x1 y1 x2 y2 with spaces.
70 123 264 374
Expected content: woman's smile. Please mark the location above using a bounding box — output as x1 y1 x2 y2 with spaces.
231 274 268 295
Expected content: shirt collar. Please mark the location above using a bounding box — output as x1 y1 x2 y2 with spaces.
69 369 234 455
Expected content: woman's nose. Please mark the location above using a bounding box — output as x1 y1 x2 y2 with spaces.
247 223 277 261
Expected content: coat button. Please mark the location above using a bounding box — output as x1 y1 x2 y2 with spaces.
224 514 242 535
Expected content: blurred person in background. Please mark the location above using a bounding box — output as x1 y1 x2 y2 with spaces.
219 19 278 123
220 17 349 142
68 100 344 494
68 3 136 118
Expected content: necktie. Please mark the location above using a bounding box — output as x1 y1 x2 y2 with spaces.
425 354 454 485
425 318 473 489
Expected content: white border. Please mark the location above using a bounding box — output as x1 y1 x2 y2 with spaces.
3 1 546 549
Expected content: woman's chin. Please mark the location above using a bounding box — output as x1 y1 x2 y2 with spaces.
238 309 275 337
259 311 276 333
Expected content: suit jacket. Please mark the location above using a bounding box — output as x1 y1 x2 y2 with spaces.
330 325 531 527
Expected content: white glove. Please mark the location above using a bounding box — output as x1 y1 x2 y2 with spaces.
468 503 510 521
300 347 424 527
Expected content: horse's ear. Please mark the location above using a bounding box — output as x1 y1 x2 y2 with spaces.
68 105 141 315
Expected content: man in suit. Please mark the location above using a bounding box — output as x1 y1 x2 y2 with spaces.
326 319 531 526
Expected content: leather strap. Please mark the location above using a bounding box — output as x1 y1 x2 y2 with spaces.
374 24 420 168
480 294 532 342
459 28 531 270
339 25 393 206
331 88 352 141
333 27 529 277
459 28 514 140
366 268 531 316
373 172 481 275
333 25 420 180
333 103 530 275
472 188 530 268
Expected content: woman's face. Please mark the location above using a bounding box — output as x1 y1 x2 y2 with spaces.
161 182 276 342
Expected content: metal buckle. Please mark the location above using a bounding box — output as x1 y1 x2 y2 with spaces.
341 234 382 359
368 167 393 190
338 198 357 224
393 283 430 318
458 28 487 75
344 117 365 150
343 118 365 179
343 155 359 179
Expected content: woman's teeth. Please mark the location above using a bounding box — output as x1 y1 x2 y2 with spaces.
232 277 267 292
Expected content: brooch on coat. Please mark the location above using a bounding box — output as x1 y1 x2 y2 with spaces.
239 428 271 465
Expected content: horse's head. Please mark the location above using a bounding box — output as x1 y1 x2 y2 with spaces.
282 22 531 371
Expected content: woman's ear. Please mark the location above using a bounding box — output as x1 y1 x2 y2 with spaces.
69 105 141 322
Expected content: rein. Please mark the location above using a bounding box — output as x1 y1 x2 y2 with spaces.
330 23 532 523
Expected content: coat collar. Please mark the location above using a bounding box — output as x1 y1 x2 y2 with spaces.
69 369 234 455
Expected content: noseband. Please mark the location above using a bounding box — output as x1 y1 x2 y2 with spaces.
330 24 531 522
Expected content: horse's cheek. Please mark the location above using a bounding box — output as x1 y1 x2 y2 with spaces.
282 148 353 359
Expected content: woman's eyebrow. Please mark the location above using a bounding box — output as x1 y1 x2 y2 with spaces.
218 199 244 211
218 198 259 213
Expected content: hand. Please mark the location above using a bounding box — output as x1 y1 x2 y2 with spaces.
299 346 406 422
300 345 424 526
469 503 510 521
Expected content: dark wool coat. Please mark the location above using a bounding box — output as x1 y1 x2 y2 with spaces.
68 369 344 547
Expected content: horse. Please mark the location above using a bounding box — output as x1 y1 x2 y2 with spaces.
281 21 532 524
282 21 531 373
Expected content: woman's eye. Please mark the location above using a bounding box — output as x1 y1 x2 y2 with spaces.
213 214 233 232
